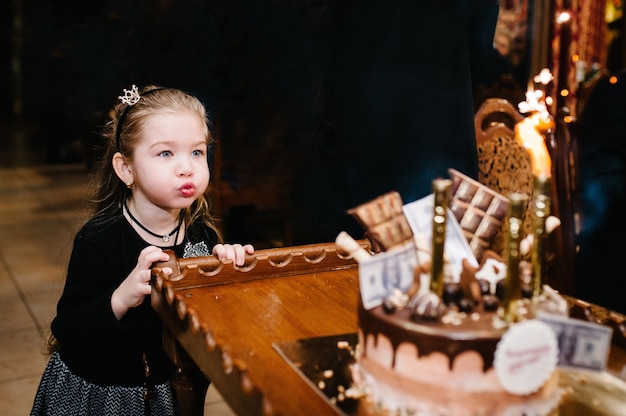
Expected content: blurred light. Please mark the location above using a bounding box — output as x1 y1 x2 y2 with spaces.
564 115 573 123
560 89 569 97
557 11 571 24
534 68 554 85
609 76 618 84
571 54 579 63
546 96 554 106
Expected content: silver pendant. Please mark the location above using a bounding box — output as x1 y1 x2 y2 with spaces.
163 235 170 242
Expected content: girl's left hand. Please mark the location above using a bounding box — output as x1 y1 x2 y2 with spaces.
212 243 254 266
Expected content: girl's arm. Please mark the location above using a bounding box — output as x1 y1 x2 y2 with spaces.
111 245 172 319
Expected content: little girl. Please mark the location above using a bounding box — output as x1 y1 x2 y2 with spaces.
31 85 254 415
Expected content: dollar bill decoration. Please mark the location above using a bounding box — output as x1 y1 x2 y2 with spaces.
538 312 613 372
359 243 418 310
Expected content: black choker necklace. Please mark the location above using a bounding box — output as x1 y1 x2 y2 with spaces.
124 201 183 243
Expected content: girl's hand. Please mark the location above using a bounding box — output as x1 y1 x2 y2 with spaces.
111 246 171 320
212 243 255 266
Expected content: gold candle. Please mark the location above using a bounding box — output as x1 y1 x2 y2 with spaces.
503 193 528 322
430 179 451 296
531 175 551 297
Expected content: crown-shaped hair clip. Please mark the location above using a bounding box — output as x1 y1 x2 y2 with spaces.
118 84 141 106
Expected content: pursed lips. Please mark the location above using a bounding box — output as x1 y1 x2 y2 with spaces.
179 183 196 197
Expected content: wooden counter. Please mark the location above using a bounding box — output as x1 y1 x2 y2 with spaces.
151 242 364 415
151 242 626 416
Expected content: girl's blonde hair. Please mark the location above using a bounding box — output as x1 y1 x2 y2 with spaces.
91 85 222 241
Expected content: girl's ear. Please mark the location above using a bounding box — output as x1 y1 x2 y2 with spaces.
112 152 134 186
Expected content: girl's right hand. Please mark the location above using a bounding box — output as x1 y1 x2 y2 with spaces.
111 246 171 320
212 243 254 266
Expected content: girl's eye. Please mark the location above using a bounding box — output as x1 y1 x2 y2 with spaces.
192 149 205 157
159 151 173 157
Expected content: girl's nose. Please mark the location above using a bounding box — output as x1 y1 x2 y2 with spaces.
177 156 194 176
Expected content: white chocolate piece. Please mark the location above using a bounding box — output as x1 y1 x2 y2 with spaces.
520 235 534 256
475 257 506 295
335 231 371 262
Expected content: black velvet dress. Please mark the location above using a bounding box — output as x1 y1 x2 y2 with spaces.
31 210 218 415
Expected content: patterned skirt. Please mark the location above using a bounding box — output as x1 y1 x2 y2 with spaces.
30 352 179 416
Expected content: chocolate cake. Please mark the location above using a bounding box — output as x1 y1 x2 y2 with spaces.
340 175 564 416
353 290 561 416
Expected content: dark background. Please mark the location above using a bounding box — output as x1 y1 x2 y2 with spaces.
3 1 337 165
2 0 516 246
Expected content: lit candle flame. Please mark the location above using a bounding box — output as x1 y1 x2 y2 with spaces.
515 112 553 178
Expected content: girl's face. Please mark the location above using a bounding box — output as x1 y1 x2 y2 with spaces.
127 110 210 212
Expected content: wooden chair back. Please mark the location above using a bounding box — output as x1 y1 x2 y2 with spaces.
474 98 534 255
473 98 579 295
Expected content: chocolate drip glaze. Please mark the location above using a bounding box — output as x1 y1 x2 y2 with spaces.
358 301 505 372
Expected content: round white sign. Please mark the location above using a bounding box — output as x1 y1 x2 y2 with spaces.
494 320 558 395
